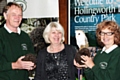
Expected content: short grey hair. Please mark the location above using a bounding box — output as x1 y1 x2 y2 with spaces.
43 22 65 43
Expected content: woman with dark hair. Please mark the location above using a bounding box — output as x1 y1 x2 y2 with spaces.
74 20 120 80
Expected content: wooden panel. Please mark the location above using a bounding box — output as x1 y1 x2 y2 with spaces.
59 0 68 44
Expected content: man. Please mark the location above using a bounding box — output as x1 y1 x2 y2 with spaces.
0 2 35 80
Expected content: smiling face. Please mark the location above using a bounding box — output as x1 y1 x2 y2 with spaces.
49 27 63 44
100 28 114 48
4 5 22 29
96 21 120 47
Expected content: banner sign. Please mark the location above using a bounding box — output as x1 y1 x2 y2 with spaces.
69 0 120 47
7 0 59 18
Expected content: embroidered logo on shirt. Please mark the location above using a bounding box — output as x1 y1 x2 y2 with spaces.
99 62 108 69
21 44 28 50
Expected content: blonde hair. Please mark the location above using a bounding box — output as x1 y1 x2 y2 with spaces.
43 22 65 43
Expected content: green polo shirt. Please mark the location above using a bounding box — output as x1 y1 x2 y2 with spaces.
0 27 34 80
84 46 120 80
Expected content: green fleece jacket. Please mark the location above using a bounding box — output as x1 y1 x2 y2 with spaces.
0 27 34 80
84 46 120 80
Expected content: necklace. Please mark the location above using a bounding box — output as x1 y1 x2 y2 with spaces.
49 44 63 53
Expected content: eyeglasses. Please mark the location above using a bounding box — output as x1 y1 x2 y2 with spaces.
99 32 114 36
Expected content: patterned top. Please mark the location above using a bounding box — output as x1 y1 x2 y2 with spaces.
45 48 69 80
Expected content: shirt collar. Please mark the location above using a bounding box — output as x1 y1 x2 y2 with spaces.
4 24 21 34
101 44 118 54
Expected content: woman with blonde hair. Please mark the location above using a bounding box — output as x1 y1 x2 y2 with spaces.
35 22 77 80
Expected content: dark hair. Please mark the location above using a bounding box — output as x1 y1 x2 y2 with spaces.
3 2 22 13
96 20 120 47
